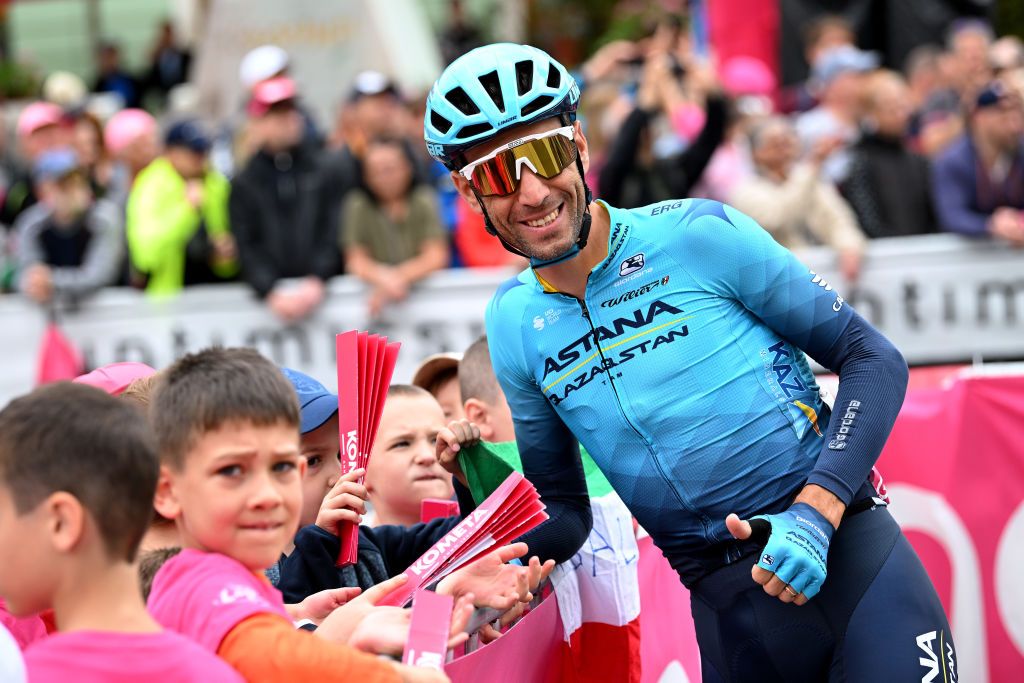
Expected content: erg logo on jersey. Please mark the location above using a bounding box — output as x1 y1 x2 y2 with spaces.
601 276 670 308
619 253 645 276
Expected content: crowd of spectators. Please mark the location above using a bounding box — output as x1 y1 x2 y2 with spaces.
0 10 1021 319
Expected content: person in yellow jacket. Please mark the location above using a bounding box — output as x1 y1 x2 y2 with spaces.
126 119 237 295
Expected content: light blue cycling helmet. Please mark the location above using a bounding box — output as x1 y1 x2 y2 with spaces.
424 43 581 171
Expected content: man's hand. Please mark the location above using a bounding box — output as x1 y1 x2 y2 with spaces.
988 208 1024 246
435 419 480 488
315 467 367 535
185 179 205 208
726 499 836 606
287 586 362 625
22 264 53 304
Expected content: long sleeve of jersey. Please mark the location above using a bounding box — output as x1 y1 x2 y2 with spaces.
678 203 909 505
486 287 594 564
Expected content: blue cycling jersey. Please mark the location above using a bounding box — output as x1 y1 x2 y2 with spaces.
486 199 908 584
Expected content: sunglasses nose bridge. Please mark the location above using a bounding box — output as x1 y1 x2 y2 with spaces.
514 154 539 180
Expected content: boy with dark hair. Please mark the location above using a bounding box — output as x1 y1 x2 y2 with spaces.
0 382 241 682
146 347 453 683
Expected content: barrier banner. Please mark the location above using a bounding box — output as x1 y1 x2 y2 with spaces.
880 372 1024 683
1 235 1022 407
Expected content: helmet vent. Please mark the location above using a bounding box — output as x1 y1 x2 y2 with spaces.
456 122 494 139
445 86 480 116
520 94 553 117
546 64 561 89
478 70 505 113
515 60 534 97
430 110 452 134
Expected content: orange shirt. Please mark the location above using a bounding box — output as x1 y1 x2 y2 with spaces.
218 613 401 683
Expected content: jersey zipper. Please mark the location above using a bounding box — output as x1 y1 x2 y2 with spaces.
574 296 697 517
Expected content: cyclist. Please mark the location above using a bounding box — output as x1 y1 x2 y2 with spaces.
424 43 956 682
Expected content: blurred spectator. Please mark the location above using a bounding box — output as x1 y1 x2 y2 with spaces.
412 352 464 422
795 45 878 184
41 71 87 109
598 52 726 208
779 14 855 114
904 45 963 156
991 36 1024 76
931 81 1024 246
844 71 936 238
70 112 115 199
144 20 192 105
730 116 865 282
239 45 289 90
237 44 322 152
1 103 72 227
341 137 449 317
126 119 236 295
230 77 339 320
103 108 160 206
453 195 526 268
439 0 483 66
15 148 123 304
92 42 142 109
692 56 776 202
326 72 420 198
947 19 995 100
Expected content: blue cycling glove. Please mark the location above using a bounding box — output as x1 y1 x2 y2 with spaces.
749 502 834 599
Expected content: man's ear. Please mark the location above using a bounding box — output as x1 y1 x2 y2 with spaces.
45 492 85 554
574 120 590 173
451 171 483 214
153 465 181 521
463 398 494 441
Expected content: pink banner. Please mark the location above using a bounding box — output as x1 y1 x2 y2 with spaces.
446 370 1024 682
877 373 1024 683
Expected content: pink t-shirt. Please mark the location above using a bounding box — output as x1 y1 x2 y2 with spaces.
0 599 47 650
147 548 289 653
24 630 242 682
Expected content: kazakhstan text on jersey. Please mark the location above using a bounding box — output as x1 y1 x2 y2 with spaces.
486 198 860 583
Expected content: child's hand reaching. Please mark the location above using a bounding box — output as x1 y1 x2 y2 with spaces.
286 586 363 625
315 573 409 644
348 593 474 657
435 419 480 487
315 467 368 535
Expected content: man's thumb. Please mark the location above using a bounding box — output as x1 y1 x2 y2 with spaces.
725 513 752 540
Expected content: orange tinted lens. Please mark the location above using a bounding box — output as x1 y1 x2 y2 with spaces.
470 150 518 196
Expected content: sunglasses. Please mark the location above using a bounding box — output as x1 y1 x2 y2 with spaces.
460 125 578 197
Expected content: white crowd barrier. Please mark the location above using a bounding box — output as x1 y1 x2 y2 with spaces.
1 234 1022 405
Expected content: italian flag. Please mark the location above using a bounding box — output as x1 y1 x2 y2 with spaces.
460 442 642 682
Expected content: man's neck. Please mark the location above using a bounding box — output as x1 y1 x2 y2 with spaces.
52 560 162 634
973 131 1008 170
533 201 610 300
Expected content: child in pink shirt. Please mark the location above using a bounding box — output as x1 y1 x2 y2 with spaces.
0 382 242 682
147 347 454 682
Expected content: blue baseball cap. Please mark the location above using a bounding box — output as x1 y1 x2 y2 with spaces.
33 147 80 182
165 119 211 153
281 368 338 434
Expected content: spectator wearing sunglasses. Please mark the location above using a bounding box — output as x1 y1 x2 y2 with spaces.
14 148 124 304
340 137 449 317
